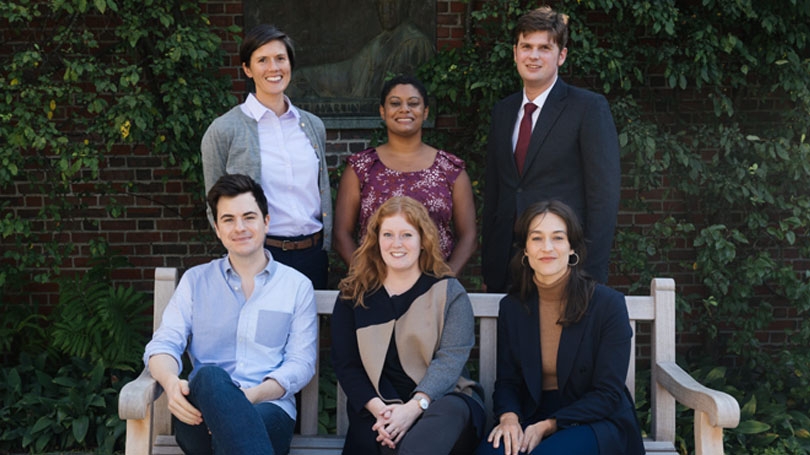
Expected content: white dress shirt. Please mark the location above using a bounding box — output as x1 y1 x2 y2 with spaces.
241 94 322 237
512 76 558 153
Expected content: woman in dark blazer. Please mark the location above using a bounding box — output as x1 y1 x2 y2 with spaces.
478 200 644 455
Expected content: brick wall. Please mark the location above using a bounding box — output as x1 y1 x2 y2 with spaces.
2 1 801 361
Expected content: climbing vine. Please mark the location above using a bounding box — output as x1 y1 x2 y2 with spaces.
419 1 810 453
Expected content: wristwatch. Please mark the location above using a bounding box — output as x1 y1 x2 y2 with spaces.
415 397 429 411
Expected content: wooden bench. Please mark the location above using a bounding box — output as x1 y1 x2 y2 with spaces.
119 268 740 454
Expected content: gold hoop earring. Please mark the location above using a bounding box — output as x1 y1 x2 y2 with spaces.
568 252 580 267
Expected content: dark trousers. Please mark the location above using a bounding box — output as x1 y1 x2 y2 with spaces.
266 236 328 289
173 366 295 455
343 394 483 455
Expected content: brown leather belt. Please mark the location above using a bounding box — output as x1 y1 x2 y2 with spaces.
265 231 322 251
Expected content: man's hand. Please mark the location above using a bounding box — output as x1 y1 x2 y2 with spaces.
165 377 202 425
240 378 284 404
148 354 202 426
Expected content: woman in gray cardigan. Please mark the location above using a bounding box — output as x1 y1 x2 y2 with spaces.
202 24 332 288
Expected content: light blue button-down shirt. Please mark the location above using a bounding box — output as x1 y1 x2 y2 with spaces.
144 252 317 419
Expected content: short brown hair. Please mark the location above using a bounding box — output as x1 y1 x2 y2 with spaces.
206 174 268 223
514 6 569 49
240 24 296 70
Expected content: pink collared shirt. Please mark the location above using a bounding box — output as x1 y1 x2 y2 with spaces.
241 94 322 237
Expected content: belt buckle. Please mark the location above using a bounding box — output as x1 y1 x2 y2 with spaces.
282 240 293 251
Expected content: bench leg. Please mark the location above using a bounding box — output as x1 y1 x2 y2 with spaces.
694 410 724 455
125 406 153 455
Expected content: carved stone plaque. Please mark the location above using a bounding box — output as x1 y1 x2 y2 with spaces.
244 0 436 124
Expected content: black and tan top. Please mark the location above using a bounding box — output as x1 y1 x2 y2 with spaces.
331 274 483 412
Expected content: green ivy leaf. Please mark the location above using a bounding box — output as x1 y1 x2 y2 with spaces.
72 415 89 443
735 419 771 434
30 415 53 433
741 394 757 417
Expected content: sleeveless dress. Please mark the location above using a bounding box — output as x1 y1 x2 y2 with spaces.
348 148 466 258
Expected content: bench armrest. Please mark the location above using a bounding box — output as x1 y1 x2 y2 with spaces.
656 361 740 428
118 368 164 420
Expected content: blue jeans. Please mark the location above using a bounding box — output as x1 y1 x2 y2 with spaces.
475 424 598 454
173 366 295 455
476 390 598 455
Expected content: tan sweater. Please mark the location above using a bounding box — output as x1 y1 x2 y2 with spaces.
535 272 569 390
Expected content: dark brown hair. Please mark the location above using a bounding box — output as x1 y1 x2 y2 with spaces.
380 75 430 109
514 6 569 50
509 200 594 325
240 24 296 70
206 174 268 223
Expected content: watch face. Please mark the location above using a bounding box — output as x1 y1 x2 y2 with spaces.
418 398 429 410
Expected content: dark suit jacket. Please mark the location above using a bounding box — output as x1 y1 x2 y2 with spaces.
482 79 620 290
493 285 645 455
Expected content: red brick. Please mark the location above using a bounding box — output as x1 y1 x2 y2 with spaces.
449 2 466 13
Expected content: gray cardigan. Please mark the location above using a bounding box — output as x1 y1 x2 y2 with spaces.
201 104 332 250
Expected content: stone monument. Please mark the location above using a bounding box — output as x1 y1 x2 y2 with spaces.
244 0 436 126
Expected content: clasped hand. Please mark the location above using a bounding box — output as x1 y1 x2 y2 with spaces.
371 402 421 449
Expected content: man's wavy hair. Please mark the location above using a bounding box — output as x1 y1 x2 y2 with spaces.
514 5 569 49
338 196 452 308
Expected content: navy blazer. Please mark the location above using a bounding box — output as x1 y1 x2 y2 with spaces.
493 285 645 455
482 79 620 289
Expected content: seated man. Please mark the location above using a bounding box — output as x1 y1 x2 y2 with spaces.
144 173 318 455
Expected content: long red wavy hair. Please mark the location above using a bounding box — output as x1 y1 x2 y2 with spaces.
338 196 452 308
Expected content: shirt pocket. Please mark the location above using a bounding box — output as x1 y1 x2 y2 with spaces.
255 310 292 348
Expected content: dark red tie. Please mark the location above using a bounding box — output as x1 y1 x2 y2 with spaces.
514 102 537 176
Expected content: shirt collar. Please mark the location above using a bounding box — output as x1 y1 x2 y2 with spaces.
221 249 278 280
522 75 558 107
243 93 300 121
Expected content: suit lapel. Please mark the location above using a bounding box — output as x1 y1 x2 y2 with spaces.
498 94 523 182
521 80 569 180
519 292 544 405
557 313 587 391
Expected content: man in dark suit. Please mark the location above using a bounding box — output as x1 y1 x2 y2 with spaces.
482 6 620 290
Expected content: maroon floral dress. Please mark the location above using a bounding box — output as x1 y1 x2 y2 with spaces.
348 148 466 258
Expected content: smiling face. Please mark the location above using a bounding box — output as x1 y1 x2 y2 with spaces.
213 192 270 261
513 30 567 99
524 212 574 285
378 213 422 275
243 39 291 106
379 83 429 137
